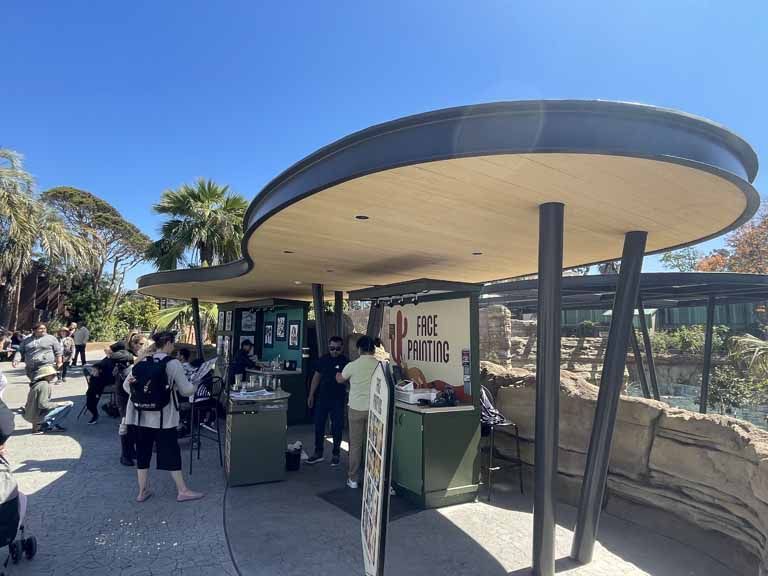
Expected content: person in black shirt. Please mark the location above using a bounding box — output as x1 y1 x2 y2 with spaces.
229 340 257 385
306 336 348 466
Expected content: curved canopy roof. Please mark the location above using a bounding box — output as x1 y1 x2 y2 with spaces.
138 100 760 302
482 272 768 311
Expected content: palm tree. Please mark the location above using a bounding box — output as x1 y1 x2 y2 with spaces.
155 301 218 343
146 178 248 270
0 149 91 328
729 334 768 379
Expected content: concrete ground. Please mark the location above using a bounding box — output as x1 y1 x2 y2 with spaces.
226 426 739 576
0 351 744 575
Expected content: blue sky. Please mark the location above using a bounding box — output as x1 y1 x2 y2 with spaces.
3 1 766 289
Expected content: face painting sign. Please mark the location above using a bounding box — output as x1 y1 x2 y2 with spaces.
387 297 470 390
361 362 395 576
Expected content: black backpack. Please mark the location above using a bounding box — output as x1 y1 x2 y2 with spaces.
130 356 175 425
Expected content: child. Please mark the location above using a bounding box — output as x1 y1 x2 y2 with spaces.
57 328 75 383
23 365 73 433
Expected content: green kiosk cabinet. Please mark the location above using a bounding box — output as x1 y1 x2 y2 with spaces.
393 404 480 508
225 392 291 486
349 279 482 509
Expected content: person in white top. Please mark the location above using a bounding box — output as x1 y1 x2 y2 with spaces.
123 331 203 503
72 323 90 366
336 336 379 489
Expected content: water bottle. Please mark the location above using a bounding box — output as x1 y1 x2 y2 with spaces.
276 378 282 392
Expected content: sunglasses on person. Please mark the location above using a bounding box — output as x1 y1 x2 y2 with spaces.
329 346 343 351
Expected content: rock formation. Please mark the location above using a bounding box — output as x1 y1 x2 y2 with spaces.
485 361 768 573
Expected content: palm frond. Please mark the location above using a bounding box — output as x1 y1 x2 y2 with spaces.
729 334 768 379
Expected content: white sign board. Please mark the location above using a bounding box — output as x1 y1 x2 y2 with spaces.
387 297 471 391
361 362 393 576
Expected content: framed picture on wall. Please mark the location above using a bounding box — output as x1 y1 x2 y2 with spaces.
264 321 275 348
225 311 233 331
217 311 225 331
276 313 287 341
288 320 301 349
216 335 224 356
222 335 231 360
241 310 257 332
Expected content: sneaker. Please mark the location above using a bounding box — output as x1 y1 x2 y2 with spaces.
306 454 325 465
330 455 340 467
346 479 358 489
53 424 67 432
88 415 99 425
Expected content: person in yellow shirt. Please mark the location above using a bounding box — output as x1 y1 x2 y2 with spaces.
336 336 379 488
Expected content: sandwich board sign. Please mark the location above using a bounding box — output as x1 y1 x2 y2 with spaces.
361 361 396 576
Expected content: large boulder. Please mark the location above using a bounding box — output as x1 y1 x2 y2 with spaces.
485 361 768 572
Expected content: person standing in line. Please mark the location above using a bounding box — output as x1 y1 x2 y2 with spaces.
57 328 75 382
72 323 90 366
306 335 348 466
336 336 378 488
12 323 62 383
111 331 148 466
123 331 203 503
23 365 74 432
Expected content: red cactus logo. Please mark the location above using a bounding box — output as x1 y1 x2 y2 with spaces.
390 310 408 365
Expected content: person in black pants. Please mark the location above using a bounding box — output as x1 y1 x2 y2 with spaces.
306 336 348 467
83 357 113 424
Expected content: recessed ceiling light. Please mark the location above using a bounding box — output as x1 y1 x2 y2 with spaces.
472 251 483 256
284 250 294 254
355 215 369 220
326 269 334 273
293 280 302 285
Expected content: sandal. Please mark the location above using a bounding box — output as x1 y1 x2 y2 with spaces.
136 489 153 503
177 491 205 502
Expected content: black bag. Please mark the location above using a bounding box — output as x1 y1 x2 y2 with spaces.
0 496 19 547
130 356 174 424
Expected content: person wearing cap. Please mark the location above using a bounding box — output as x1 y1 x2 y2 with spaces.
23 365 73 432
12 323 62 383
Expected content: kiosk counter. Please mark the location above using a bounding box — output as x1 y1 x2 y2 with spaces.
350 280 482 509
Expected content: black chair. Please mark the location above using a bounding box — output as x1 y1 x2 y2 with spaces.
77 368 118 420
480 385 524 502
188 376 224 474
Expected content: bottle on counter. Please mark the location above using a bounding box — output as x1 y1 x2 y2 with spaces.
276 378 282 392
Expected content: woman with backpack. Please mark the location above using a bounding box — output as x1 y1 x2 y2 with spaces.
123 331 203 503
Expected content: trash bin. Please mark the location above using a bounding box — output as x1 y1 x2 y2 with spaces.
286 450 301 471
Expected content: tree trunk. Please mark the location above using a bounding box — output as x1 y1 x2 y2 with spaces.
0 284 9 328
10 280 21 331
198 242 212 267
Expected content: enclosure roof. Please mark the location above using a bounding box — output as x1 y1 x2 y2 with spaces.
482 272 768 311
138 100 760 303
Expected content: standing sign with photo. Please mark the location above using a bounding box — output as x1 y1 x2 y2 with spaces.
361 362 395 576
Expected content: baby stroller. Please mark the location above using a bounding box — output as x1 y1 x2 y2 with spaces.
0 379 36 574
0 485 36 574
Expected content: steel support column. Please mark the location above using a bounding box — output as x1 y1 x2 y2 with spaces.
637 299 660 401
571 231 647 564
366 302 384 339
312 284 328 357
191 297 204 360
533 202 564 576
334 291 344 338
630 328 651 399
700 296 716 414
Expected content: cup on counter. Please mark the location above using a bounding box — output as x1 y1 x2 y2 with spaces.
234 373 242 391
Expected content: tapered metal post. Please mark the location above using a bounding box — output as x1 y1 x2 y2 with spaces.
630 328 651 399
191 297 204 360
312 284 327 357
571 231 647 564
700 296 716 414
366 302 384 339
334 291 344 338
637 299 660 401
533 202 564 576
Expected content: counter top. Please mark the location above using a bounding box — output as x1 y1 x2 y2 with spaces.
230 390 292 403
245 368 302 376
395 401 476 415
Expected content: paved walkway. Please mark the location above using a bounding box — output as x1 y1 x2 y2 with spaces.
1 352 236 576
0 352 746 575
